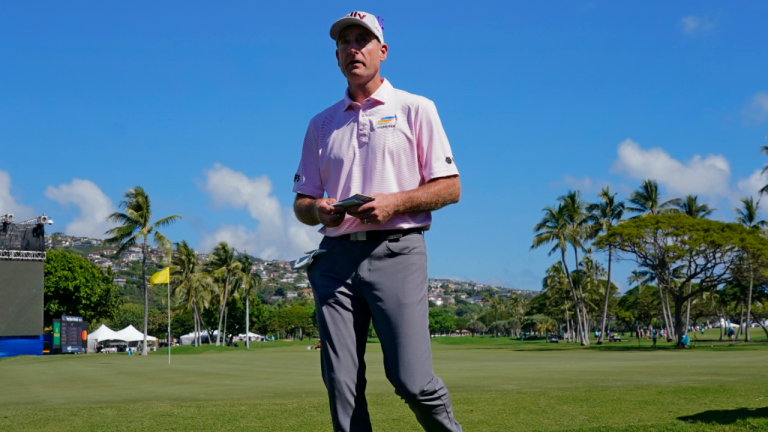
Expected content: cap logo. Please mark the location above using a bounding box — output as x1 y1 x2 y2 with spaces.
347 11 367 20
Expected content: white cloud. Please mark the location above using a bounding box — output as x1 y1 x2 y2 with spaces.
45 179 115 238
735 169 768 201
743 91 768 124
199 164 321 260
680 15 716 37
611 139 731 199
0 170 34 220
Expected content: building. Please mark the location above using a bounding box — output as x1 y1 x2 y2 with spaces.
428 295 443 306
286 291 298 299
467 296 483 305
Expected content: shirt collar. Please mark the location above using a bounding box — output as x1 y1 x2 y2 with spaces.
342 78 393 111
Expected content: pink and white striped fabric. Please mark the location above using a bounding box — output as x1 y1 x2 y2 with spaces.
293 79 459 237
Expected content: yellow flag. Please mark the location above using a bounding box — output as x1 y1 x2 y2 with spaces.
150 267 170 285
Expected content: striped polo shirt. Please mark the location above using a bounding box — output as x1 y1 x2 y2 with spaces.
293 79 459 237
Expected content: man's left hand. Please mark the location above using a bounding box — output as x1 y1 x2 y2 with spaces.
346 193 400 225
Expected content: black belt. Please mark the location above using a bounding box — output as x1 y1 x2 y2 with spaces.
338 227 425 242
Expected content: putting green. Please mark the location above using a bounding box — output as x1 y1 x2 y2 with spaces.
1 336 767 431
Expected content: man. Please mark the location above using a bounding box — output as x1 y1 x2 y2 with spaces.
292 11 462 432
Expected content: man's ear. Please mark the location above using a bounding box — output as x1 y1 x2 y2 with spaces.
335 49 340 66
380 43 388 62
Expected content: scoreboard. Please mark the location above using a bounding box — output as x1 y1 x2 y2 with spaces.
52 316 88 354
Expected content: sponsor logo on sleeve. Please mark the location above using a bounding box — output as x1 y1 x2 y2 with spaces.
375 115 397 129
445 157 453 164
294 174 301 183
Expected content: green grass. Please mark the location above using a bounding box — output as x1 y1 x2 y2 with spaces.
2 334 768 431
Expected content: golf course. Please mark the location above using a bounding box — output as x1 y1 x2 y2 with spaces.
2 333 767 431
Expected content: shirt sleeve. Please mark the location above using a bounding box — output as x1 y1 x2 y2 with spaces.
292 120 324 198
416 99 459 183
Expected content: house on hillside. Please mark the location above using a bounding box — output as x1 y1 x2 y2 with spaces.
467 296 483 305
428 295 443 306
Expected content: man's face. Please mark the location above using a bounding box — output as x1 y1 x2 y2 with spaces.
335 25 387 84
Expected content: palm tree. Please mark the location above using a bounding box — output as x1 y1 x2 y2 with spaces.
677 195 715 218
105 186 181 355
558 190 591 345
233 254 262 349
587 187 625 344
535 317 557 339
760 145 768 195
629 269 675 340
209 242 247 346
734 197 768 342
543 262 572 342
578 253 607 338
506 293 526 337
532 203 588 345
734 197 767 229
626 179 681 216
171 240 213 346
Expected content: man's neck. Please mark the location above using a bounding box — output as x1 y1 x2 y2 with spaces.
347 75 383 104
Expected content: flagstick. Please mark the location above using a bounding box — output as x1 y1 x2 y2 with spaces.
168 280 171 365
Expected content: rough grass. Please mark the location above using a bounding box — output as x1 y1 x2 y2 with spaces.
1 331 768 431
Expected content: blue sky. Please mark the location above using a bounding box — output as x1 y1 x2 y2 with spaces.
1 2 767 291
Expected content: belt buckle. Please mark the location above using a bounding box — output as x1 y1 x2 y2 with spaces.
350 231 367 241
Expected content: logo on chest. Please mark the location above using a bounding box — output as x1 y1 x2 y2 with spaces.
374 115 397 129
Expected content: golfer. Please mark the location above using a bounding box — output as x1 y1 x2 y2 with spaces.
292 11 462 432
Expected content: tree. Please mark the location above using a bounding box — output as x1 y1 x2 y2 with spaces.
558 190 591 345
429 309 456 336
209 242 246 346
171 240 212 346
733 197 768 342
541 262 572 341
105 186 181 355
535 317 557 338
627 269 672 337
466 321 486 337
44 250 121 328
677 195 715 219
675 195 716 334
587 186 625 344
760 145 768 195
595 214 768 347
532 204 589 345
616 285 659 332
233 255 262 348
626 179 681 216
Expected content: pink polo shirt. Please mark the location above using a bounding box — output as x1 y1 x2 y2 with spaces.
293 79 459 237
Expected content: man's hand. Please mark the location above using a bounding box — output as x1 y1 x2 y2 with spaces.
294 176 459 228
315 198 346 228
347 193 400 225
294 194 346 227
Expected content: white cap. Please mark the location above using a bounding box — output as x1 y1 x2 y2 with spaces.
330 11 384 44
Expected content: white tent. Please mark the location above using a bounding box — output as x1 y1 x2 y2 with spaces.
235 332 261 341
88 324 121 342
115 325 157 342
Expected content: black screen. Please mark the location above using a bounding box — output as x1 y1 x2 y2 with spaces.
0 261 43 336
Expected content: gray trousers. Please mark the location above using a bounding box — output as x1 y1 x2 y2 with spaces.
308 233 462 432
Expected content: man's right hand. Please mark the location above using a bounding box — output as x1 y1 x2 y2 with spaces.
315 198 346 228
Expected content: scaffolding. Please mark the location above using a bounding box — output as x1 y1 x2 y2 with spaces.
0 215 48 261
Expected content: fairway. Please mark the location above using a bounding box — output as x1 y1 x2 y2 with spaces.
2 337 768 431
